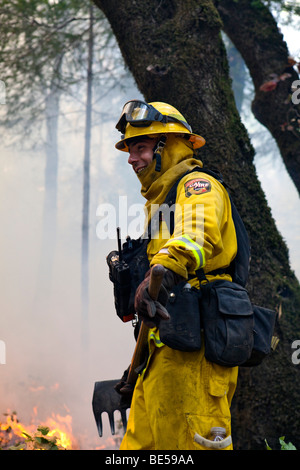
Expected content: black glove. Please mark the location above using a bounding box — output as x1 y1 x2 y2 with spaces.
114 366 129 394
114 366 134 406
134 268 183 328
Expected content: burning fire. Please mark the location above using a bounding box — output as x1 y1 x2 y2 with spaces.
0 409 78 450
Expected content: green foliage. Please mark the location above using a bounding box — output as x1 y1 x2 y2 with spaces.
266 0 300 15
279 437 297 450
21 425 62 450
265 436 297 450
3 425 66 450
0 0 123 142
0 412 68 450
251 0 265 9
231 0 300 15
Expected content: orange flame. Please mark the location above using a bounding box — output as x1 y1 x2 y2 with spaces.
44 413 74 449
0 409 78 450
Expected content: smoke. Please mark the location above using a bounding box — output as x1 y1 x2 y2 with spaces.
0 87 143 449
0 75 300 450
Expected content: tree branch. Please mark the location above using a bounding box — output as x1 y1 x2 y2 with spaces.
215 0 300 196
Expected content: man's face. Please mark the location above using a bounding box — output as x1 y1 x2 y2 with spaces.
128 138 157 174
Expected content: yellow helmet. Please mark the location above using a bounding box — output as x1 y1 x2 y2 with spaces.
115 100 205 151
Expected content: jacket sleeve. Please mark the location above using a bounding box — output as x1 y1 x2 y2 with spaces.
149 172 233 279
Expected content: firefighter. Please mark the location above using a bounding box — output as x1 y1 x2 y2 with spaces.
115 100 238 450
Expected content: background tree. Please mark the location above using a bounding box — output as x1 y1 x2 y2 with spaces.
0 0 124 345
93 0 300 449
214 0 300 197
81 2 94 348
0 0 87 303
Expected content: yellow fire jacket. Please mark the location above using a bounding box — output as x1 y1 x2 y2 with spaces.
148 169 237 286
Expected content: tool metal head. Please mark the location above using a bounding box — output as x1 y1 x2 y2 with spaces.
92 379 131 437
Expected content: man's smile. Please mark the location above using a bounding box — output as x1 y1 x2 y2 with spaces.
134 165 147 174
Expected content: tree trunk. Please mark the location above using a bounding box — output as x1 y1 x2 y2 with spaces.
81 3 94 348
35 56 62 307
215 0 300 197
94 0 300 449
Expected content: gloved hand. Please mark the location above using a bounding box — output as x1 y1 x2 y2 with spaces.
134 267 183 328
114 366 134 405
114 366 129 394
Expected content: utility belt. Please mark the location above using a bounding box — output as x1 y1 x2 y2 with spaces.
160 274 276 367
107 234 277 368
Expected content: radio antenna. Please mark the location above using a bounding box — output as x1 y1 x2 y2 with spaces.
117 227 122 262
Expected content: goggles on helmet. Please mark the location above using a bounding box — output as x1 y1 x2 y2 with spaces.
115 100 192 135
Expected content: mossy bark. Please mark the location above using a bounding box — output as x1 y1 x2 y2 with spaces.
215 0 300 197
94 0 300 450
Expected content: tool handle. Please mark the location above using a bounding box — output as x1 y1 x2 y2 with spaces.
125 264 165 388
148 263 166 302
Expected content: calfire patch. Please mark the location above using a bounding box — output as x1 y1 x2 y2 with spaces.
184 178 211 197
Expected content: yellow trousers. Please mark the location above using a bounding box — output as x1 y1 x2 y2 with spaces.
120 341 238 450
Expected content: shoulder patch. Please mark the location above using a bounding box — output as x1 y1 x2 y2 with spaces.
184 178 211 197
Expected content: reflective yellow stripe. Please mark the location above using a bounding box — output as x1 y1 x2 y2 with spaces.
158 247 169 255
163 234 205 270
149 330 164 348
140 330 164 379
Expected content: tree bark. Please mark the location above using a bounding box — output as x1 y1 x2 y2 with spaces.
215 0 300 197
94 0 300 449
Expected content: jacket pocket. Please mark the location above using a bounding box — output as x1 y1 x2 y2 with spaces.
186 414 232 450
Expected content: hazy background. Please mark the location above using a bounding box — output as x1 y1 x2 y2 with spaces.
0 20 299 449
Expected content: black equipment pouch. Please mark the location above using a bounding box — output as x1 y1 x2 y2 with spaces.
199 279 277 367
242 304 277 367
107 237 150 322
159 281 202 352
107 250 132 322
200 280 254 367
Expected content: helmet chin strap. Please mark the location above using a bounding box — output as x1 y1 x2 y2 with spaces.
153 135 167 172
